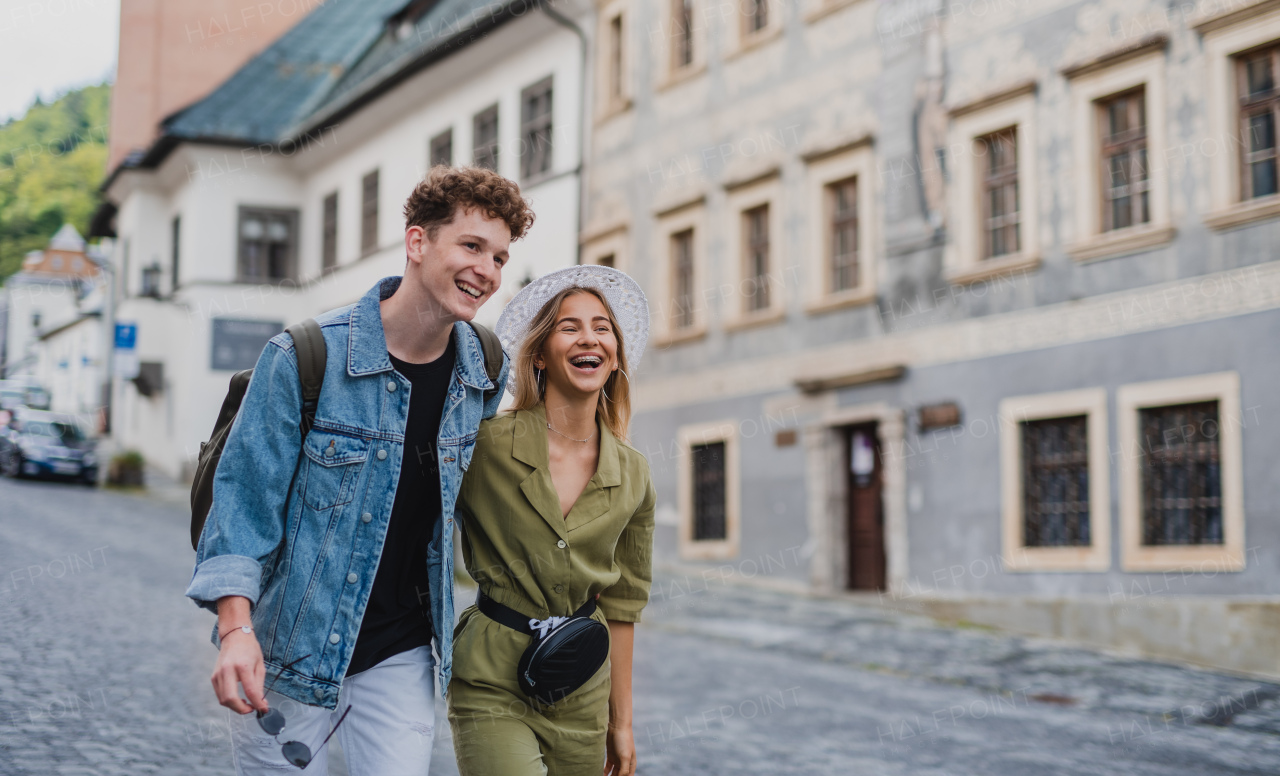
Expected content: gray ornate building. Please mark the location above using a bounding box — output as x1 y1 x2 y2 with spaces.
580 0 1280 675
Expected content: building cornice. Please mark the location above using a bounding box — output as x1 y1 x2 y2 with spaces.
947 80 1037 118
1061 34 1169 80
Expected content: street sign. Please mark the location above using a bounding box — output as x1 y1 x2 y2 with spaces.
114 322 137 351
113 321 139 379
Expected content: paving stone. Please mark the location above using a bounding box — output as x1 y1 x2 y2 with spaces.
3 475 1279 775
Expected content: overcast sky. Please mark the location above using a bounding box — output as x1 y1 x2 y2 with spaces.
0 0 120 123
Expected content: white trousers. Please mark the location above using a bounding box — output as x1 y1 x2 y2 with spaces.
230 646 437 775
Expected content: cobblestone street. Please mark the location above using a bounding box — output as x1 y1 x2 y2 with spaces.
2 475 1279 775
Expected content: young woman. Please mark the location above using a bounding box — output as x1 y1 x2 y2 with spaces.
449 266 654 776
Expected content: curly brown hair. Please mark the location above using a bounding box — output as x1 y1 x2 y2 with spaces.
403 165 536 241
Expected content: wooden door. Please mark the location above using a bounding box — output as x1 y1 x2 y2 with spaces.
845 424 886 591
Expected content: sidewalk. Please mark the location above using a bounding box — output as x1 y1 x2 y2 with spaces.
641 565 1280 738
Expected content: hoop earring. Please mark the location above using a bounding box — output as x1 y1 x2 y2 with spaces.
600 381 610 402
535 367 545 396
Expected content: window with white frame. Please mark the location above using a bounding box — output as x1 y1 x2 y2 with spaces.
725 174 783 324
430 129 453 168
237 206 299 283
671 0 695 72
1201 10 1280 228
945 84 1040 282
999 389 1110 572
1065 47 1171 261
582 223 628 274
803 138 877 310
654 198 706 343
677 419 740 560
1097 87 1150 233
1237 44 1280 200
360 170 379 255
520 76 554 180
473 104 500 172
597 5 631 117
1117 372 1245 572
321 192 338 271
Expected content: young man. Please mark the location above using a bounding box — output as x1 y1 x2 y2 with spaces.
186 166 535 775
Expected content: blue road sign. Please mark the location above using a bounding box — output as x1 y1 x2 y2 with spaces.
114 322 137 350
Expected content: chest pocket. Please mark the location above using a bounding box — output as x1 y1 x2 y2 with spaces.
301 432 369 510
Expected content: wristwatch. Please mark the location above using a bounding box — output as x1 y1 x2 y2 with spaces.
220 624 254 640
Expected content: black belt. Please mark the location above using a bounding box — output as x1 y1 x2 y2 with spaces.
477 590 595 638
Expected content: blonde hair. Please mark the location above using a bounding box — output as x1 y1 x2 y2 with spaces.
509 287 632 442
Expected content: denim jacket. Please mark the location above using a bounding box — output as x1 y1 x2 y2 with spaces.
185 276 507 709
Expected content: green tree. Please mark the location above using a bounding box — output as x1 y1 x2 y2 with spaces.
0 84 110 282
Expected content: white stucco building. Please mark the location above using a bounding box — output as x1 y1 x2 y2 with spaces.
99 0 590 479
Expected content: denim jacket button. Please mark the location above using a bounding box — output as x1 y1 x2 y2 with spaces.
313 688 324 700
346 573 357 584
323 446 335 458
329 633 340 644
376 449 388 461
386 381 397 392
361 512 373 523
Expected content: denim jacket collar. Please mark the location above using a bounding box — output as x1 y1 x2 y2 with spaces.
348 276 495 392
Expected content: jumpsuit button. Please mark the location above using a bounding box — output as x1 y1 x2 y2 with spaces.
346 573 357 584
557 540 567 549
329 633 340 644
376 449 388 461
554 584 564 594
386 380 397 392
361 513 372 523
313 688 324 700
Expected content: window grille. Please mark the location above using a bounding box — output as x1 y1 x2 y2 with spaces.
1021 416 1091 547
1098 88 1150 232
1139 401 1223 546
980 128 1020 258
692 441 727 541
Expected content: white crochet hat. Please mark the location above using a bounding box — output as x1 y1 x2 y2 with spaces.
495 265 650 389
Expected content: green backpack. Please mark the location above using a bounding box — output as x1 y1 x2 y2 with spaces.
189 319 504 550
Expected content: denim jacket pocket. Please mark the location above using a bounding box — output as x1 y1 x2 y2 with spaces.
301 432 368 510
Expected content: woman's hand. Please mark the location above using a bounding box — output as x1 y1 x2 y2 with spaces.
604 721 636 776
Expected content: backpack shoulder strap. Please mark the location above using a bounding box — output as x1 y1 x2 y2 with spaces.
467 321 504 403
285 318 326 437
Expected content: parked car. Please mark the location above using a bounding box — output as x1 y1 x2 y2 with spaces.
0 409 98 484
0 379 52 411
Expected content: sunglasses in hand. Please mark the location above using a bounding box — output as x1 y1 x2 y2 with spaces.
255 655 352 769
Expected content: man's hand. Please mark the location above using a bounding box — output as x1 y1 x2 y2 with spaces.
604 722 636 776
212 596 268 715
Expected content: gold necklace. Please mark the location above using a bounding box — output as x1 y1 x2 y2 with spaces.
547 421 596 443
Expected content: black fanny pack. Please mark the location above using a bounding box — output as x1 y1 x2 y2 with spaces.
477 590 610 706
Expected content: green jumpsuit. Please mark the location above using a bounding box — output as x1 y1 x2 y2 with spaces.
449 405 656 776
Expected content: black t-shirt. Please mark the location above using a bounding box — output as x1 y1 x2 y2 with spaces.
346 338 455 677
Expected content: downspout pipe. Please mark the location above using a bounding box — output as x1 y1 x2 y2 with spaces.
538 0 588 264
